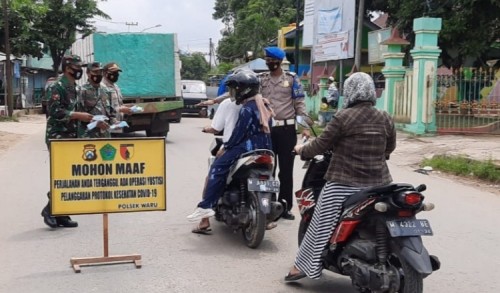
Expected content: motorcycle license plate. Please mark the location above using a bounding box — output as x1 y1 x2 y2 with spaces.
247 179 280 193
386 219 433 237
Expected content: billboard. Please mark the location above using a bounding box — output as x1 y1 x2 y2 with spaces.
302 0 315 47
368 28 392 64
312 0 356 62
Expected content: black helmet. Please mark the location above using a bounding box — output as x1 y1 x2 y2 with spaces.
224 70 259 104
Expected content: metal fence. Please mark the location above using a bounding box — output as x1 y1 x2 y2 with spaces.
434 67 500 134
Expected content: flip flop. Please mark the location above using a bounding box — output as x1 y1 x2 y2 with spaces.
266 222 278 230
191 225 212 235
284 271 306 282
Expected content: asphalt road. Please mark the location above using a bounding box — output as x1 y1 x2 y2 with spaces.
0 116 499 293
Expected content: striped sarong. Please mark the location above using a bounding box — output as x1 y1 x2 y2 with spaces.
294 182 362 279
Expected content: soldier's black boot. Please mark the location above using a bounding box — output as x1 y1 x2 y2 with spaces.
56 216 78 228
41 202 57 228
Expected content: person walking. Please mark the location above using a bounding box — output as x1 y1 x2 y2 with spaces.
284 72 396 281
41 55 93 228
77 62 117 138
259 47 309 220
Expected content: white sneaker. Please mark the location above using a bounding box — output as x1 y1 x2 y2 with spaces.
187 207 215 222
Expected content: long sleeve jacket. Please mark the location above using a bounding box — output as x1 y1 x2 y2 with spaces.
224 100 272 152
301 102 396 187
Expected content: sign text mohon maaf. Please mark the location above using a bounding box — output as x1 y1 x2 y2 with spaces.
50 138 166 215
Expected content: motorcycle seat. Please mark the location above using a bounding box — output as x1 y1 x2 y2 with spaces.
343 183 413 207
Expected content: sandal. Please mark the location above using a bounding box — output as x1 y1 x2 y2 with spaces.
191 224 212 235
266 222 278 230
284 270 306 282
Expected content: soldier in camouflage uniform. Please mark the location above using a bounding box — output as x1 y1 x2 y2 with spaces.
77 62 117 138
42 55 93 229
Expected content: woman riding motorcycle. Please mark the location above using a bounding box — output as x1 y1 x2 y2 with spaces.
187 71 274 225
285 72 397 281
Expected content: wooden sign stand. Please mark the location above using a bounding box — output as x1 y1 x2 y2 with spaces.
70 214 142 273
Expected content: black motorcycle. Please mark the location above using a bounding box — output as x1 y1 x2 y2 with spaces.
295 149 440 292
208 138 284 248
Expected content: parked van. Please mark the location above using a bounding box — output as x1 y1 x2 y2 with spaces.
181 80 208 117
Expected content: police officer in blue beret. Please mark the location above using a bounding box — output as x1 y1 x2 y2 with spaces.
259 47 309 221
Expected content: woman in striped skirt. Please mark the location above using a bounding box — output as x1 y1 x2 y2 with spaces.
285 72 397 281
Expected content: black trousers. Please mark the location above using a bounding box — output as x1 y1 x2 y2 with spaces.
271 124 297 212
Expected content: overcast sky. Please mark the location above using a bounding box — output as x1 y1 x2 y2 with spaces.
94 0 225 54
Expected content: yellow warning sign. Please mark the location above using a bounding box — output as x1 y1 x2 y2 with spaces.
50 138 166 215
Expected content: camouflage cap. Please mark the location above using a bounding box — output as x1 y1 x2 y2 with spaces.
62 55 83 67
103 62 122 72
86 61 103 72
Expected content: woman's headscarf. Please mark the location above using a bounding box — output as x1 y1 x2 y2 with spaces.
342 72 377 109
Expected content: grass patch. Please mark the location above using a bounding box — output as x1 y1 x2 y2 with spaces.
298 124 324 137
310 124 324 136
0 116 18 122
422 155 500 184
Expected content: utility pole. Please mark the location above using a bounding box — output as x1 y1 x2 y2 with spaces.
125 22 138 32
2 0 13 117
294 0 300 74
354 0 365 71
209 38 212 70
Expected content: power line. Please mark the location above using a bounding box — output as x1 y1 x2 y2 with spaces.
180 38 215 43
93 17 132 24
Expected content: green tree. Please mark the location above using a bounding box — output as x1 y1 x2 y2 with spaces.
0 0 47 58
366 0 500 68
34 0 109 73
213 0 302 62
180 52 209 80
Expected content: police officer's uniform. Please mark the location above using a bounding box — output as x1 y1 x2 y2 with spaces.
259 47 307 219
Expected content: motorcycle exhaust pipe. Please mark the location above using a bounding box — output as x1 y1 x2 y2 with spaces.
269 201 284 221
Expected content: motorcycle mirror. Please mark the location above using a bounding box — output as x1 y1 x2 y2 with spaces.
296 115 314 129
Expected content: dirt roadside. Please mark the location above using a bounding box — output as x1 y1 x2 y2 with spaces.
391 132 500 195
0 114 45 154
0 131 24 153
1 114 499 194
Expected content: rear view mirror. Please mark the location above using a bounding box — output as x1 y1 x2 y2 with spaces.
296 115 314 129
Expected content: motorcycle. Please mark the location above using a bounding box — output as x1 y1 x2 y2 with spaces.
207 136 284 248
294 118 440 292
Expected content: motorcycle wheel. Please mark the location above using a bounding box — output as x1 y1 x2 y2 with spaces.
242 191 266 249
298 218 310 247
395 252 424 293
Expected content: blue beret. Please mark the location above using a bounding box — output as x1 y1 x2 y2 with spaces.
264 47 285 60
